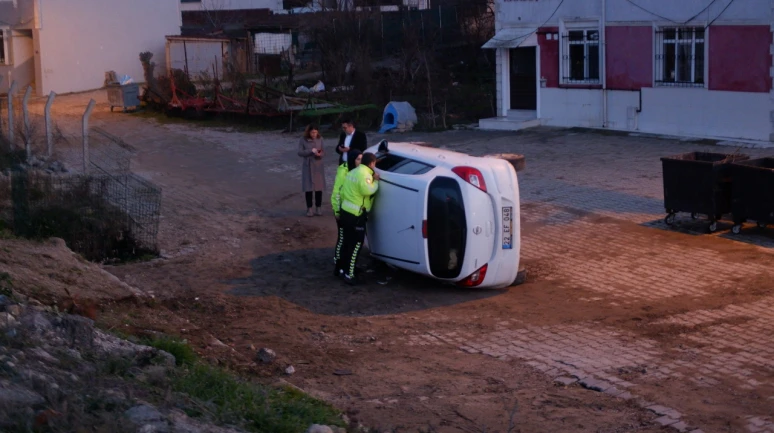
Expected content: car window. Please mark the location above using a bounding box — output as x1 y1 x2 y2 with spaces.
391 160 434 175
427 176 466 279
377 154 435 175
376 154 406 171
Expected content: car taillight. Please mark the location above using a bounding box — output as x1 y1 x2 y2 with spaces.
422 220 427 238
452 166 487 192
457 264 488 287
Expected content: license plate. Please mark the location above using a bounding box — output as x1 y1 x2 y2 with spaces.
502 206 513 249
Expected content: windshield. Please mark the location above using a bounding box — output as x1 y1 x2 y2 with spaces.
426 176 467 278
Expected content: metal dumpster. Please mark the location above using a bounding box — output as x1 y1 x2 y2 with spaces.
730 157 774 234
107 83 140 112
660 151 749 232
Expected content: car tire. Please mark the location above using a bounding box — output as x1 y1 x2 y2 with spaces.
512 267 528 286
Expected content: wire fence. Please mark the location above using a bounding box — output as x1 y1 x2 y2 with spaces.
0 171 160 261
0 87 162 262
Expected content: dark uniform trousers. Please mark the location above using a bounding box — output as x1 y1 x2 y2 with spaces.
336 210 367 278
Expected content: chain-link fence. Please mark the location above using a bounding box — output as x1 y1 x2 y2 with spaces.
0 171 160 261
0 91 72 165
0 87 162 262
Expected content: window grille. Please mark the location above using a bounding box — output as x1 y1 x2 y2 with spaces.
655 27 705 87
561 29 600 84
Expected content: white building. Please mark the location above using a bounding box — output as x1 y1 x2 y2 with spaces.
0 0 181 95
480 0 774 142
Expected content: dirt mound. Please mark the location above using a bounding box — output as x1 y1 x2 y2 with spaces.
0 237 145 306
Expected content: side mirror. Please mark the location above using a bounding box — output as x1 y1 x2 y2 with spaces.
378 140 389 153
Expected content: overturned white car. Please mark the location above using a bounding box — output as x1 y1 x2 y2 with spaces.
365 141 521 289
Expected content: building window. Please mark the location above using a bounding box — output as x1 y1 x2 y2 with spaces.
561 29 600 84
0 29 9 66
655 27 705 87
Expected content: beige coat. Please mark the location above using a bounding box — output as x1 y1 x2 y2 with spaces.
298 137 326 192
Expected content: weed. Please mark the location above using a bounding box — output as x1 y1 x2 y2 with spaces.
142 336 197 367
102 356 134 376
0 271 12 297
172 363 343 433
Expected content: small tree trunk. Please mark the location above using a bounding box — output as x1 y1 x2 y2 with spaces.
423 52 435 128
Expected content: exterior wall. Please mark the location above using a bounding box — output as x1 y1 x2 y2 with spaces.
0 0 35 92
708 26 772 92
37 0 182 94
537 27 558 87
9 30 35 91
605 26 651 90
181 0 282 12
498 0 770 27
489 0 774 141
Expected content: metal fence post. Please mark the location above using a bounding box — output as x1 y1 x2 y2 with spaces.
22 85 32 160
82 99 96 173
45 91 56 157
7 81 17 149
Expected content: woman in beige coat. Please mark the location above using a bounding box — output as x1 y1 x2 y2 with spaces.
298 124 326 216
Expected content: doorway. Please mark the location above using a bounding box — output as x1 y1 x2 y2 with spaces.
509 46 537 111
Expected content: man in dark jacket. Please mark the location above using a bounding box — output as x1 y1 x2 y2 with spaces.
336 119 367 165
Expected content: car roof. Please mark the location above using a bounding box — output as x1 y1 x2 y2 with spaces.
369 141 485 169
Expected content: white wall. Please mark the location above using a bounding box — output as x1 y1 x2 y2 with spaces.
180 0 282 12
37 0 181 95
540 88 771 141
497 0 770 27
9 30 35 91
540 88 603 128
0 0 35 92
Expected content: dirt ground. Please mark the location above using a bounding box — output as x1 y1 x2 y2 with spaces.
7 90 774 432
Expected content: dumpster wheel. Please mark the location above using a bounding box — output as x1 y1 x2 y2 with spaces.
708 221 718 233
732 224 742 234
665 213 676 226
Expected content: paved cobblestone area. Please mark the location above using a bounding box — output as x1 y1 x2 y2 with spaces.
395 129 774 433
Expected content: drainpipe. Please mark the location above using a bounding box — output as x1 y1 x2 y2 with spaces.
601 0 607 128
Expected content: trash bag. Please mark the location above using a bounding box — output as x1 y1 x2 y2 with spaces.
311 80 325 92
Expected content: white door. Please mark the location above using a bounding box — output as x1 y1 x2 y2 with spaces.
367 174 427 268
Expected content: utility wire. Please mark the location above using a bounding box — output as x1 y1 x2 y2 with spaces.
705 0 737 28
490 0 732 45
626 0 721 25
683 0 718 23
488 0 565 44
625 0 680 23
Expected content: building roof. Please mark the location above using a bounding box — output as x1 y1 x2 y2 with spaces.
166 35 232 42
181 9 305 34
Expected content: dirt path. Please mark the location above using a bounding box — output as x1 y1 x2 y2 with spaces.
27 90 774 432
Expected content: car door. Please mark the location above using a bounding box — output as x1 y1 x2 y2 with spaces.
367 163 431 271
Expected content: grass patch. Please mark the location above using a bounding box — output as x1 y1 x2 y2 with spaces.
142 335 343 432
173 363 343 433
0 271 13 297
131 109 290 133
143 335 197 367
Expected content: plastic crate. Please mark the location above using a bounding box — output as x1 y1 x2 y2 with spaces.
660 151 749 232
730 157 774 234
